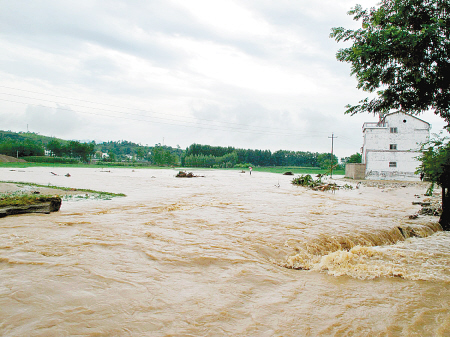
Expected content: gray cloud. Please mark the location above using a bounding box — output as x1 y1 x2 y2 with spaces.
2 0 440 158
25 104 85 137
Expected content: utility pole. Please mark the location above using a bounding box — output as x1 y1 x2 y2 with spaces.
328 133 337 178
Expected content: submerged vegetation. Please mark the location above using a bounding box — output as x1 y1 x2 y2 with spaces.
291 174 325 188
292 174 353 192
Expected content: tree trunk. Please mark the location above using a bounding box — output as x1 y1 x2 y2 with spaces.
439 186 450 231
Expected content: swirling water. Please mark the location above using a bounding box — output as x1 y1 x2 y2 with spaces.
0 167 449 336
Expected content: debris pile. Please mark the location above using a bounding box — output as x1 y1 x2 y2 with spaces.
418 197 442 216
291 174 352 191
176 171 203 178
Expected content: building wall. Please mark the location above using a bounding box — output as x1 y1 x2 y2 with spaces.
345 163 366 180
362 112 429 180
365 151 420 179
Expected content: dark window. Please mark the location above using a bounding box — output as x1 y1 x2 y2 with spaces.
403 119 407 123
389 162 397 168
390 127 398 133
390 144 397 150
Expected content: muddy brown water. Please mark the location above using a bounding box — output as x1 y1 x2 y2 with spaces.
1 167 449 336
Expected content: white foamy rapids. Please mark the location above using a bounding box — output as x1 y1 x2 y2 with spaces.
281 222 450 281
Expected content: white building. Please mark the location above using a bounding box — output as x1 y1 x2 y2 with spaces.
362 112 430 180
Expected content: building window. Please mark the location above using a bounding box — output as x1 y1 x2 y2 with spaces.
390 144 397 150
389 162 397 168
390 127 398 133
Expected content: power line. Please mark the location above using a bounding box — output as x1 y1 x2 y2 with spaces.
0 97 329 138
0 86 332 135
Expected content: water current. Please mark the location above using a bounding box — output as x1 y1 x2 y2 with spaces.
1 167 449 336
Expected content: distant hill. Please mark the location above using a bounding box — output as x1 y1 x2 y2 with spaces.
0 130 179 163
0 154 26 163
0 130 67 145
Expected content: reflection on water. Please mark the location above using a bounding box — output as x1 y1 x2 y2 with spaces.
1 167 449 336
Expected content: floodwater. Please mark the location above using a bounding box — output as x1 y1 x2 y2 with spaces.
0 167 449 336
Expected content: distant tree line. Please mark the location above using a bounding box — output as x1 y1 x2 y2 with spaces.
0 131 358 169
0 138 44 157
47 139 95 163
182 144 339 168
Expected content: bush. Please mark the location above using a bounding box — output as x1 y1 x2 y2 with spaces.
94 161 152 167
23 156 79 164
234 163 254 168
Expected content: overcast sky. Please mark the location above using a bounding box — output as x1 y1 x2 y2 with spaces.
0 0 446 158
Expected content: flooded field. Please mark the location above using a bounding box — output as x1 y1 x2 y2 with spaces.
1 167 449 336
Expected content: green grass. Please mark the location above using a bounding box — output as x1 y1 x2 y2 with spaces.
0 162 345 175
247 166 345 175
0 162 162 169
201 166 345 175
0 193 60 207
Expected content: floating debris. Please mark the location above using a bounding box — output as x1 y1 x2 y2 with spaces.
175 171 204 178
292 174 353 192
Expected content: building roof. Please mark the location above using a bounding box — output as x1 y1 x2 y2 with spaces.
380 111 430 126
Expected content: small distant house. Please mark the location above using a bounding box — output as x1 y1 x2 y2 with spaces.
362 111 430 180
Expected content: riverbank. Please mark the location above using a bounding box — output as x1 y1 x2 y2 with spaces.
0 159 345 175
0 181 126 198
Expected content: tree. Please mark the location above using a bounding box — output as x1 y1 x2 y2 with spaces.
150 146 178 166
151 147 165 166
0 139 44 157
47 139 64 157
107 152 116 162
331 0 450 122
136 147 146 161
342 152 362 164
317 153 338 170
332 0 450 229
64 140 95 162
416 135 450 230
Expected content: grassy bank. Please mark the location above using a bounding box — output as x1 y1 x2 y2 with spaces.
0 194 61 207
244 166 345 175
0 181 126 198
0 162 164 169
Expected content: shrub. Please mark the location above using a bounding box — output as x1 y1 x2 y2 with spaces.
23 156 79 164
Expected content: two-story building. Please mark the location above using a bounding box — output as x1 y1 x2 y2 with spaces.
362 112 430 180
